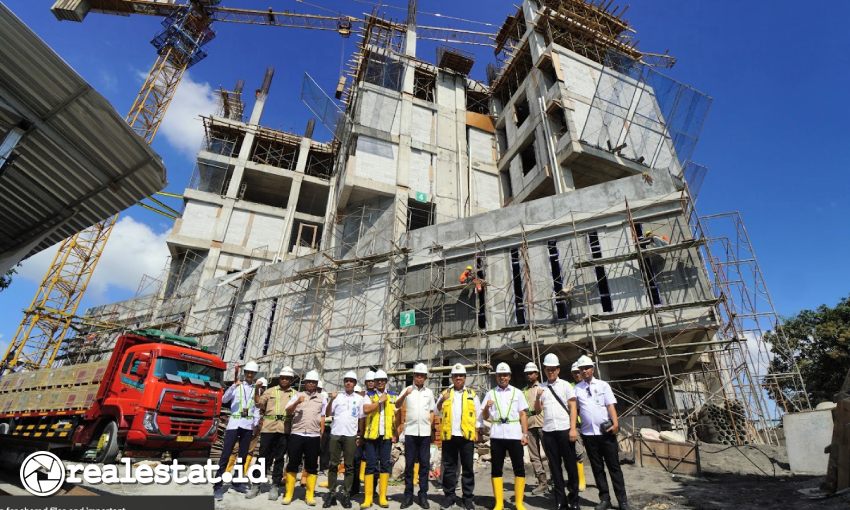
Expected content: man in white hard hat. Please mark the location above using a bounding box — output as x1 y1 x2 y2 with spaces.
481 362 529 510
395 362 436 509
436 363 479 510
350 384 365 497
361 369 397 508
323 371 364 508
574 356 630 510
357 371 376 489
522 361 549 496
282 370 327 506
569 362 586 492
214 361 261 501
250 366 297 500
533 353 579 510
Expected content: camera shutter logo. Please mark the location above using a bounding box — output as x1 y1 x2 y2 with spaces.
20 451 66 496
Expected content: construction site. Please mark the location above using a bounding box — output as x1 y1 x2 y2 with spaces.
2 0 847 508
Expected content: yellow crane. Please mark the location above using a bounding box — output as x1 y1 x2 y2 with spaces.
0 0 495 374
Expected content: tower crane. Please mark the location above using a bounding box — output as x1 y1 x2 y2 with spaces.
0 0 496 374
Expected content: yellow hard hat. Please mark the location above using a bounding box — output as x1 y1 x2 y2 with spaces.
465 265 473 270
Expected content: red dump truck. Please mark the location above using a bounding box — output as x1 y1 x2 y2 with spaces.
0 330 226 462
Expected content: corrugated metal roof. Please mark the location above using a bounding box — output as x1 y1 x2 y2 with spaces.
0 4 167 261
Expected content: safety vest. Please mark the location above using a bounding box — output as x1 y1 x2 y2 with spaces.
364 390 397 440
440 388 478 441
231 382 256 417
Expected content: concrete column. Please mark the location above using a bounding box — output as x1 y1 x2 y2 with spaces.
275 177 303 261
226 69 274 197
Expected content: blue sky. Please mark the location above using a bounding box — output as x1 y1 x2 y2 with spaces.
1 0 849 353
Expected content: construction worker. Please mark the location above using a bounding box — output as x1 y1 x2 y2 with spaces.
569 362 587 492
534 354 579 510
639 229 669 248
574 355 630 510
249 366 297 500
459 265 484 293
395 363 435 509
481 362 529 510
282 370 327 506
323 371 364 509
436 363 479 510
357 371 376 491
522 362 549 496
361 369 397 508
214 361 261 501
351 383 366 497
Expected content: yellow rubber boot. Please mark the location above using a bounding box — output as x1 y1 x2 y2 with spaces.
414 462 419 486
514 477 526 510
306 474 318 506
226 454 236 474
282 472 296 505
577 462 586 491
378 473 390 508
359 461 366 482
491 477 504 510
319 475 329 489
362 474 375 508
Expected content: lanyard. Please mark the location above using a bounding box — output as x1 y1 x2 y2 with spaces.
492 387 515 423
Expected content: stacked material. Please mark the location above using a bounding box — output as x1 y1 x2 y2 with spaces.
0 361 108 415
693 401 750 445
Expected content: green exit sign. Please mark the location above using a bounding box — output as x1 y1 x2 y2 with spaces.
415 191 428 203
400 309 416 328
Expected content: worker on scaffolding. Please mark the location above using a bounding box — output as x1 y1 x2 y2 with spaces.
522 362 550 496
213 361 261 501
481 362 529 510
361 369 397 508
395 363 436 509
282 370 327 506
247 366 297 500
534 354 580 510
323 371 364 509
639 230 669 249
574 355 631 510
569 362 587 492
436 363 480 510
459 265 485 294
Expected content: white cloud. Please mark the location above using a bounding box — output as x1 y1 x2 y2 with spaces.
158 72 218 159
17 217 171 300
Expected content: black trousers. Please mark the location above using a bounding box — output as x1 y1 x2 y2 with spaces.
320 426 331 471
351 444 363 495
441 436 474 504
582 434 627 504
214 427 253 488
490 438 525 477
287 434 321 475
364 438 392 474
404 435 431 496
258 431 289 486
543 430 579 508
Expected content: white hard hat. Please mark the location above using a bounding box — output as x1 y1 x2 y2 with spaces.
304 370 320 382
413 363 428 375
373 369 388 380
318 379 325 389
365 370 375 382
256 377 268 387
576 355 594 368
279 366 295 377
343 370 358 381
543 353 560 367
451 363 467 375
495 362 511 374
243 361 259 373
570 362 580 372
523 362 539 373
354 384 363 392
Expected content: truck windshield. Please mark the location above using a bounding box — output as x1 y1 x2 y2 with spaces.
154 357 224 384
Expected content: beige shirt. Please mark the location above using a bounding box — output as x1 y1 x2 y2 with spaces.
258 386 297 434
524 382 544 429
287 391 328 437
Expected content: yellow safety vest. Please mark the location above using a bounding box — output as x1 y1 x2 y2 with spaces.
364 390 397 440
440 388 478 441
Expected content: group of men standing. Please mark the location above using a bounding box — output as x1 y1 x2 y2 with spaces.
212 354 629 510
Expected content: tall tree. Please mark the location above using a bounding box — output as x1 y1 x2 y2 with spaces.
767 296 850 406
0 265 16 292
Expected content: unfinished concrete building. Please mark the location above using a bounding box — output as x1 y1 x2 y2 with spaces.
80 0 808 444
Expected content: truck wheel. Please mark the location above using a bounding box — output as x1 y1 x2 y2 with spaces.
92 421 119 464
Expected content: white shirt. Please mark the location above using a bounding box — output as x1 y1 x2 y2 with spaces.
443 387 482 437
328 391 364 437
539 378 575 432
401 384 435 437
223 382 260 430
575 378 617 435
482 385 528 440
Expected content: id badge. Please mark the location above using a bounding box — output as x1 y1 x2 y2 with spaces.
241 409 249 418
